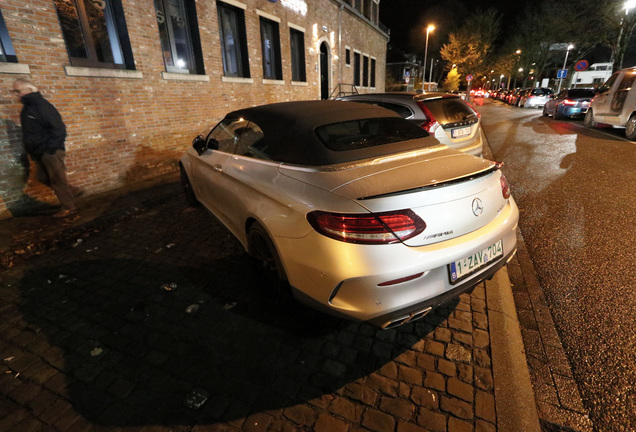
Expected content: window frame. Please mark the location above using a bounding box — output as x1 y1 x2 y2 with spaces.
0 9 18 63
289 27 306 82
217 1 250 78
54 0 135 70
370 57 376 87
353 51 361 86
259 16 282 80
154 0 205 75
362 54 369 87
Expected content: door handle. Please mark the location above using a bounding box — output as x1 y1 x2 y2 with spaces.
213 165 223 172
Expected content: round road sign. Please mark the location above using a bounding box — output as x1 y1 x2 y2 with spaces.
574 60 589 71
466 74 473 82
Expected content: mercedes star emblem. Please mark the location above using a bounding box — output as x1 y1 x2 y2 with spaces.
472 198 484 217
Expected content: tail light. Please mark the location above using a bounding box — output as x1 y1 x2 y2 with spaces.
500 173 511 199
307 209 426 244
563 99 577 106
416 101 441 134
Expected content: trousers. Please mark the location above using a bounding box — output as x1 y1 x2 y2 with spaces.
36 150 76 211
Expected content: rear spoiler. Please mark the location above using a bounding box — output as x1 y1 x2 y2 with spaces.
359 162 504 201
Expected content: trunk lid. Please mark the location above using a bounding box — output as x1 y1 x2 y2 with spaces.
280 147 507 247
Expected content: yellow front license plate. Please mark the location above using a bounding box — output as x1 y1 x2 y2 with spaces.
449 240 503 284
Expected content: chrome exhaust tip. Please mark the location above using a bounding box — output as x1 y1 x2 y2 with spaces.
381 306 432 329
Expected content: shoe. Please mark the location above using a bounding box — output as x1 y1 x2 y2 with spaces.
52 209 78 218
72 188 85 198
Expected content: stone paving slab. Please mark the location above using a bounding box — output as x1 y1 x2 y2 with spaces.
1 189 525 432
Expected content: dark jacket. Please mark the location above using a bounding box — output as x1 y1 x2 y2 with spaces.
20 92 66 160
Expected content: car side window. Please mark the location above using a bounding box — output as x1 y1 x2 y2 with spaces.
206 118 250 153
617 72 636 91
599 73 619 94
234 122 267 159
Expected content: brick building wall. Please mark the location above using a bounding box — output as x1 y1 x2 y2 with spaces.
0 0 387 219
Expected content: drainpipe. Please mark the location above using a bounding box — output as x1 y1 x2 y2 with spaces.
339 4 343 87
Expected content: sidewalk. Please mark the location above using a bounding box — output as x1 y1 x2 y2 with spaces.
0 169 548 432
0 172 182 271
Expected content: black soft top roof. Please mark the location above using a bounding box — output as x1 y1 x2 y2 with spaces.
225 100 429 166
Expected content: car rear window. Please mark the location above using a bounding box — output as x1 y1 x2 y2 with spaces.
531 88 552 96
417 98 476 125
351 100 414 119
566 89 596 98
315 117 429 151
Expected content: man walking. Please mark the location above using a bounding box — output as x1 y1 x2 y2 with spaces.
13 78 80 218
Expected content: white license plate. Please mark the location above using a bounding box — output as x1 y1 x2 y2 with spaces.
449 240 503 284
451 126 471 138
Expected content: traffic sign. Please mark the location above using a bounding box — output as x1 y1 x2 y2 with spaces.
405 76 410 84
466 74 474 82
574 60 589 71
557 69 568 79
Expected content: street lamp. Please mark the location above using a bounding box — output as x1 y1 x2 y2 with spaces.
614 0 636 69
509 49 521 89
499 74 504 88
422 24 435 91
557 44 574 93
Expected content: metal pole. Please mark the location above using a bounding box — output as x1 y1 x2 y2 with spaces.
422 31 429 91
557 47 571 94
429 58 434 91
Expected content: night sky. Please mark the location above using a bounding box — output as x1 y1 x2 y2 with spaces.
379 0 529 58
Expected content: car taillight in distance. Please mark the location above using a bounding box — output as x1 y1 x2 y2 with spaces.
307 209 426 244
416 101 440 134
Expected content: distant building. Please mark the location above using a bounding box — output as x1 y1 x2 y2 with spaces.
570 63 613 88
0 0 388 219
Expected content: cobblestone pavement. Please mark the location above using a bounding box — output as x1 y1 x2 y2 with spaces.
1 184 525 432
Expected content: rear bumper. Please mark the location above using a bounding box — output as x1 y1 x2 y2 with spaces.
283 198 519 327
368 247 516 329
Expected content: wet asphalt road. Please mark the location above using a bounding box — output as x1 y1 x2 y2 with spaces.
476 99 636 431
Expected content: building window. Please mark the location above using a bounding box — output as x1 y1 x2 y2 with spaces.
218 2 250 78
363 55 369 87
260 17 282 80
0 10 17 63
345 47 350 66
370 58 376 87
290 28 306 82
54 0 135 69
371 0 379 25
154 0 204 74
353 51 360 86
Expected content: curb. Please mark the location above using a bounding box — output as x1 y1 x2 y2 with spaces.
487 265 542 432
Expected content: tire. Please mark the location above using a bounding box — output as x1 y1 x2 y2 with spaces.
248 223 292 303
584 109 597 128
542 105 549 116
180 164 200 207
625 115 636 140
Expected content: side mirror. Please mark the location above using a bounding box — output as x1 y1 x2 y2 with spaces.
192 136 206 155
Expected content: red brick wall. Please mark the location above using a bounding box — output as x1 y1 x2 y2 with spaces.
0 0 387 219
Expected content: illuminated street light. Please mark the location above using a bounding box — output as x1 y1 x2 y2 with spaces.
508 49 521 89
614 0 636 68
422 25 435 91
557 44 574 93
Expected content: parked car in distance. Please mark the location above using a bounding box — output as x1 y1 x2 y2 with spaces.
543 88 596 119
336 92 486 157
522 87 554 109
513 89 529 106
585 66 636 140
180 100 519 329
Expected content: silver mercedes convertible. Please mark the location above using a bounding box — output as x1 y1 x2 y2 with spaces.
179 100 518 328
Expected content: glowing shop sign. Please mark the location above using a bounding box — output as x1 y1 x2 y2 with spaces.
281 0 307 15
